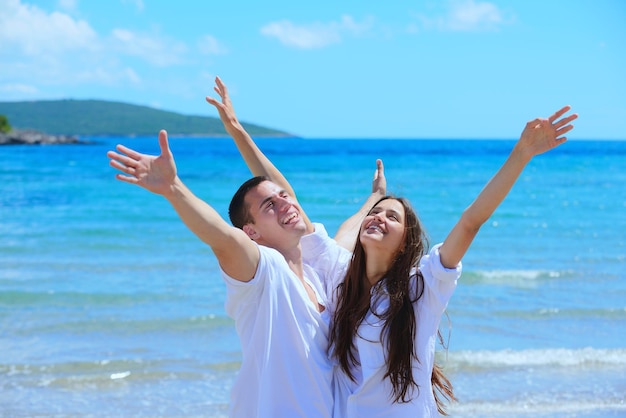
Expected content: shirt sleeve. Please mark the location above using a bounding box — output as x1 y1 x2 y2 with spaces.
418 243 462 312
300 222 352 299
221 244 274 318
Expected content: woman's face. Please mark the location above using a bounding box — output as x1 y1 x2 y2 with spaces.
360 198 406 256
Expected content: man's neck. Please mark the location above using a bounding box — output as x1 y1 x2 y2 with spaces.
281 244 304 279
283 244 324 312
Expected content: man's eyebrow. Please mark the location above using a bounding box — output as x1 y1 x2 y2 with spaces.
258 188 288 209
259 195 274 209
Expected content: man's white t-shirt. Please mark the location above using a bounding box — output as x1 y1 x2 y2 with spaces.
300 223 352 311
222 233 335 418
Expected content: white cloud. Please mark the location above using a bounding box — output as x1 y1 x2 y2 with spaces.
261 15 374 49
57 0 78 12
447 0 504 31
412 0 507 32
0 0 195 100
123 67 141 84
121 0 144 12
197 35 228 55
0 83 39 94
261 20 340 49
0 0 98 55
338 15 374 36
0 0 190 66
110 28 188 66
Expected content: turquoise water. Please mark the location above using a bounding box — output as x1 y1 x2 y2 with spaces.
1 137 625 417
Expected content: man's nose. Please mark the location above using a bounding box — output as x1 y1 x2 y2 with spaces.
276 196 292 211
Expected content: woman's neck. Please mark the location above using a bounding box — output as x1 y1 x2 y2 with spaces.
364 251 393 287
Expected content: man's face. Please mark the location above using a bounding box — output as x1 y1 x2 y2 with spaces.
243 181 307 250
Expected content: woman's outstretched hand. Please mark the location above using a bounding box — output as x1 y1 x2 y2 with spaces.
517 105 578 159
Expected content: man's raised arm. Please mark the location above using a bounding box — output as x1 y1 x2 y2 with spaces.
206 76 314 234
107 129 259 282
206 76 387 250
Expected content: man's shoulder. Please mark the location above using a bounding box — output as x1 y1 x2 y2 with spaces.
256 244 294 272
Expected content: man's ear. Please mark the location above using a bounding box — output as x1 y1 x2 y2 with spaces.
243 224 260 240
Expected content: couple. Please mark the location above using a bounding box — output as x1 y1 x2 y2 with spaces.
107 77 577 418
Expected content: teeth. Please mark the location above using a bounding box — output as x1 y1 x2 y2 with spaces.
367 224 383 233
283 213 297 224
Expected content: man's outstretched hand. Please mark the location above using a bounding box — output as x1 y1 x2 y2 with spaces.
107 130 177 196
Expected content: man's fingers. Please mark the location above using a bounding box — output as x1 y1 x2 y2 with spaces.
213 76 229 101
115 144 143 161
215 76 224 89
108 154 136 171
115 173 139 185
109 158 138 181
213 86 224 99
158 130 172 157
206 96 218 106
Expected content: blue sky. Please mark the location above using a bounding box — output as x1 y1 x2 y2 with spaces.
1 0 625 139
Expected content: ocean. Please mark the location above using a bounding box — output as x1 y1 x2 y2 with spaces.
1 137 625 417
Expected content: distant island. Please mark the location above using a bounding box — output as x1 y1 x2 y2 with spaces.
0 99 294 143
0 129 85 145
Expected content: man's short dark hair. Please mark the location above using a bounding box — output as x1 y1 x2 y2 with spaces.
229 176 269 229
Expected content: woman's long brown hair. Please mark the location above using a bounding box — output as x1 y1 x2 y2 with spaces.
329 196 456 414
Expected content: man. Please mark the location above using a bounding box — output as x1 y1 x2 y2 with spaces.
204 76 384 251
107 76 385 417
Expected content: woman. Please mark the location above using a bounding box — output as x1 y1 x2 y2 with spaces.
330 195 457 417
304 105 578 417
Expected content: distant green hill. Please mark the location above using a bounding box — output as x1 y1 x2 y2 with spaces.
0 99 293 137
